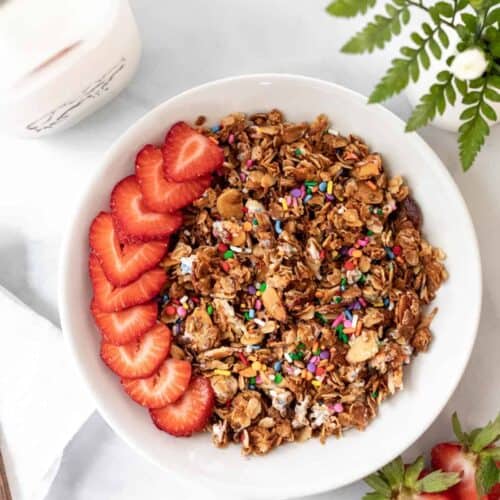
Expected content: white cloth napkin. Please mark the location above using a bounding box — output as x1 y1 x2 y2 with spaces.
0 285 94 500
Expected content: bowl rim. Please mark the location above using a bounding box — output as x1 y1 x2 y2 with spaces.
58 73 482 499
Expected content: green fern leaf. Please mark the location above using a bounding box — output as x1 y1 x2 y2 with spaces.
455 78 467 96
438 28 450 48
326 0 376 18
429 37 442 58
486 7 500 25
485 88 500 101
401 7 411 24
481 101 498 121
405 72 453 131
369 58 411 102
459 82 491 171
369 20 448 103
445 83 456 105
341 5 408 53
488 75 500 89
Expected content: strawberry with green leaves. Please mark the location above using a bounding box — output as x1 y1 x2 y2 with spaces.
431 413 500 500
363 456 461 500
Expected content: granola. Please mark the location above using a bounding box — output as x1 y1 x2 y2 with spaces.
158 110 447 455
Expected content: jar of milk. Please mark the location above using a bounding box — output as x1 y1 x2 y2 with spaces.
0 0 141 137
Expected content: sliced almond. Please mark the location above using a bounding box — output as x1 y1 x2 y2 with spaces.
258 417 275 428
241 331 264 345
261 286 287 322
352 154 382 180
354 182 384 204
282 124 307 144
346 329 379 364
239 367 257 377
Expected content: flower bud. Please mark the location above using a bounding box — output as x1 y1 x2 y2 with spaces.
450 48 488 80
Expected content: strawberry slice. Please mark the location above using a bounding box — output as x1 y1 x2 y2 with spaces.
135 145 211 213
111 176 183 244
150 376 214 437
121 358 192 409
89 212 167 286
163 122 224 181
432 443 481 500
416 492 455 499
431 413 500 500
90 300 158 345
89 254 166 312
488 482 500 500
101 323 171 379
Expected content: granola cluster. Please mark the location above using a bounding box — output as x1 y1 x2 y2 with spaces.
159 110 447 455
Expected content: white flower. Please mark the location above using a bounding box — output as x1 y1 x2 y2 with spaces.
450 48 488 81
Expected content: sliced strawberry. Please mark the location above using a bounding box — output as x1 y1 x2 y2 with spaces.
101 323 171 378
417 493 455 499
432 443 482 499
135 145 211 213
150 376 214 437
488 483 500 500
111 176 183 244
121 358 192 409
89 254 166 312
90 299 158 345
432 443 480 500
163 122 224 181
89 212 167 286
431 413 500 500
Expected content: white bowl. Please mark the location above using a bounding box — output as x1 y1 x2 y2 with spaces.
59 74 481 499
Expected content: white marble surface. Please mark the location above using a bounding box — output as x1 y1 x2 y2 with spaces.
0 0 499 499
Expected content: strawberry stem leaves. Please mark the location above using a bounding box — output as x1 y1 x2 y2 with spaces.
471 413 500 453
452 411 469 447
363 492 389 500
363 455 461 499
416 469 461 492
403 456 425 489
476 455 500 496
482 447 500 461
363 413 500 499
365 473 393 495
380 456 405 489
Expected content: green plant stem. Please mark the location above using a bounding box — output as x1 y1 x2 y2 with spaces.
475 76 488 117
405 0 456 28
477 5 491 39
450 0 459 25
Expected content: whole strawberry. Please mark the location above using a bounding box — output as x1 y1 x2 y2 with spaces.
363 456 460 499
431 413 500 500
